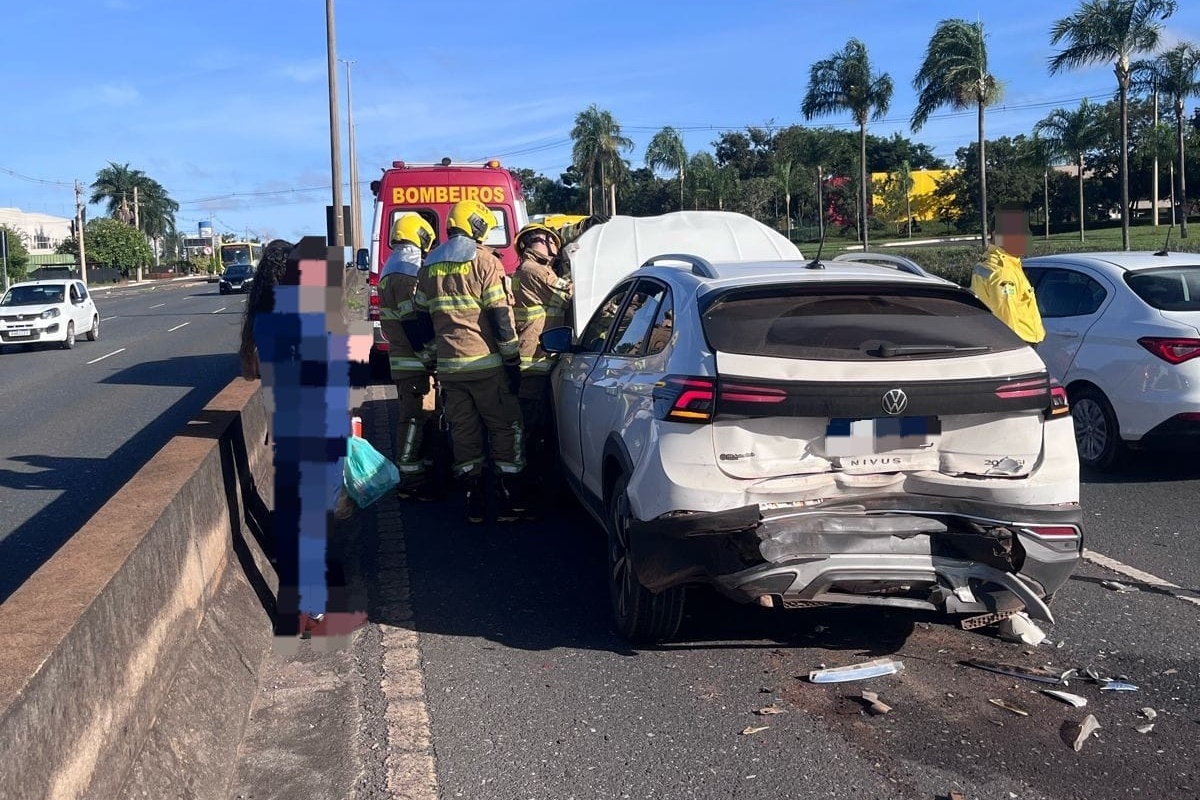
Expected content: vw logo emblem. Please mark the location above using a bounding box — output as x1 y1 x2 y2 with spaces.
882 388 908 415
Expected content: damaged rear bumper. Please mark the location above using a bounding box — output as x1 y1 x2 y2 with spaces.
627 495 1083 623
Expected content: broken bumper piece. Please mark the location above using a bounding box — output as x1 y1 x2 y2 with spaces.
627 498 1082 623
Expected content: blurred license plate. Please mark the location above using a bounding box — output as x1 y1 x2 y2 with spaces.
8 330 31 337
825 416 941 457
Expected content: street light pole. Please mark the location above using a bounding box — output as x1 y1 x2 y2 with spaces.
325 0 345 248
341 58 362 252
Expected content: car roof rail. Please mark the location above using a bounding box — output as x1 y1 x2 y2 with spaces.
832 252 936 279
641 253 720 279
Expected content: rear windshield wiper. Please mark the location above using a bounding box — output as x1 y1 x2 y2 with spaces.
871 343 991 357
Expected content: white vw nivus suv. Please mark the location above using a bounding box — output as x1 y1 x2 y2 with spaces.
542 249 1083 643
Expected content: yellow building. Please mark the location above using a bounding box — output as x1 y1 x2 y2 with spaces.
870 169 958 223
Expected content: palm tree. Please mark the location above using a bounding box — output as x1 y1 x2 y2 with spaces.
645 127 688 210
90 162 179 275
802 38 894 250
1034 99 1106 241
570 105 633 215
1049 0 1177 250
1133 43 1200 237
911 19 1002 247
687 152 717 209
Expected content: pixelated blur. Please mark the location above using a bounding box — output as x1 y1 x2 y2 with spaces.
246 236 372 650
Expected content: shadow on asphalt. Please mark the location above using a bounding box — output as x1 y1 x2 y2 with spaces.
0 352 239 602
344 397 933 658
1080 450 1200 484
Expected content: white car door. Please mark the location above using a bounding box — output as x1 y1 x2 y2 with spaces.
556 281 634 491
578 279 671 501
1031 266 1111 381
73 282 92 331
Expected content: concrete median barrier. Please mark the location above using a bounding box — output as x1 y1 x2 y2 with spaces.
0 377 277 800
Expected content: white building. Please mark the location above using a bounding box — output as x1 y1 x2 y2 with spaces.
0 207 74 255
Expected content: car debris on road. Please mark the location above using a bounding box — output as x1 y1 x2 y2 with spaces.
1072 714 1101 751
808 657 905 684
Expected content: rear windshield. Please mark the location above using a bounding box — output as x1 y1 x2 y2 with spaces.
1125 267 1200 311
701 284 1027 360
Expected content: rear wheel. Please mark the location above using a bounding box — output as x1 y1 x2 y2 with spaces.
86 315 99 341
1070 385 1125 470
61 322 75 350
607 474 685 643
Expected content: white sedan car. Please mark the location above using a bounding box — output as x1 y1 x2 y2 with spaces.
0 279 100 349
543 215 1082 643
1022 252 1200 469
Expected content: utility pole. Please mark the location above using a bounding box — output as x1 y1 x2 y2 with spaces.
341 58 363 252
75 180 88 283
1 229 9 293
132 184 143 282
325 0 345 247
1153 81 1160 227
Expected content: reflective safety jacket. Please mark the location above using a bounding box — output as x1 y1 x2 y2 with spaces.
378 243 426 376
970 245 1045 345
414 235 519 380
513 257 573 374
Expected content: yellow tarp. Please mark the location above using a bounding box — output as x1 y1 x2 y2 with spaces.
970 246 1045 344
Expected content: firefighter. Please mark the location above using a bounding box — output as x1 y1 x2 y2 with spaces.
511 223 572 515
378 214 441 500
405 199 525 524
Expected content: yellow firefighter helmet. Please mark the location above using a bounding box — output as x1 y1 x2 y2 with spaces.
391 214 436 254
515 222 562 256
447 199 497 242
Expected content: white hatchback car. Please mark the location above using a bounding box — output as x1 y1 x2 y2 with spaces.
542 248 1083 642
1022 252 1200 469
0 279 100 349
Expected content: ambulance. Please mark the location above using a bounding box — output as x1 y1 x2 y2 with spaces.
362 157 530 354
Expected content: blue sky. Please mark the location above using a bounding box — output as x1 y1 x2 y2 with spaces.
3 0 1199 243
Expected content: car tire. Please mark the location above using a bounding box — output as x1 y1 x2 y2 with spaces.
607 474 686 643
61 322 75 350
219 287 229 295
1070 385 1126 470
87 315 99 341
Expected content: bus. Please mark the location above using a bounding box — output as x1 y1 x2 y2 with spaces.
219 241 264 270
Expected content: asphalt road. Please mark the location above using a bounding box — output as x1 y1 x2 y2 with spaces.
0 277 247 601
342 394 1200 800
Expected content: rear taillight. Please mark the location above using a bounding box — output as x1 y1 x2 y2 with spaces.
1045 384 1070 418
368 286 380 321
994 378 1050 400
654 376 716 423
1138 337 1200 364
1023 524 1081 539
719 382 788 405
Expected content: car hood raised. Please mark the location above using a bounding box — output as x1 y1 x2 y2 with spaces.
566 211 802 334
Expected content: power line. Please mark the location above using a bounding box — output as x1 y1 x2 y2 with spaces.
0 165 74 188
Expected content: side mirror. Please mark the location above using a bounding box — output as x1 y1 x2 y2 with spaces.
539 326 575 355
355 248 371 271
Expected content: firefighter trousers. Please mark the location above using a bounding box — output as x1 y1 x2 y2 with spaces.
442 370 524 478
393 372 438 483
517 372 551 479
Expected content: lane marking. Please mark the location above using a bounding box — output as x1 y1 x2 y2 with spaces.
211 307 227 314
1084 548 1200 608
149 303 165 309
86 348 126 365
101 316 118 321
167 322 190 332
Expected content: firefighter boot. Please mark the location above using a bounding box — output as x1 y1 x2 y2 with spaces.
464 475 486 524
495 474 528 523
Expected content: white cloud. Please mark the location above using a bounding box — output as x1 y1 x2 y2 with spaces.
273 59 328 84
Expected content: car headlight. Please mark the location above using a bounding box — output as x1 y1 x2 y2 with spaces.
41 308 61 319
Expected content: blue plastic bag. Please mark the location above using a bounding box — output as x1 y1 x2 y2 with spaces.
343 435 400 508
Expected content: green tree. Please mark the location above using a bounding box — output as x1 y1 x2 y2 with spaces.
1 225 31 284
687 151 717 209
912 18 1002 246
1034 99 1107 240
1049 0 1177 250
570 105 634 215
57 218 153 276
772 158 797 238
877 160 916 236
644 126 688 210
1132 43 1200 237
935 136 1043 232
802 38 895 249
